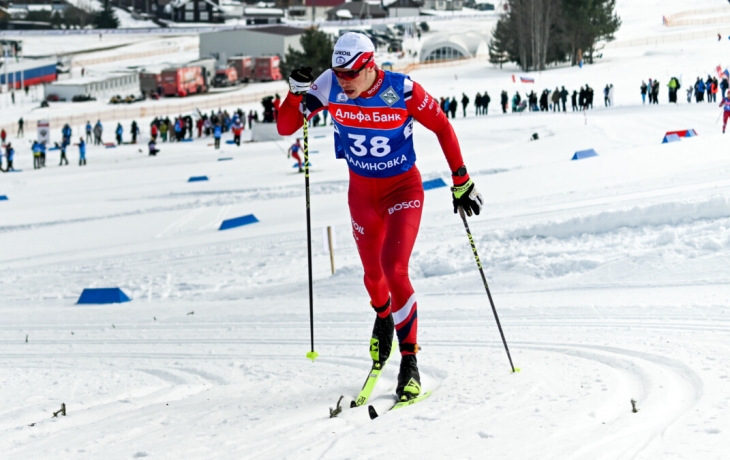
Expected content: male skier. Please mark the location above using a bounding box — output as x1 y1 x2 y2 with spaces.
277 32 483 401
720 89 730 134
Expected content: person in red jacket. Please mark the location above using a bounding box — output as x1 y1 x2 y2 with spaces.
232 118 244 146
277 32 483 402
719 90 730 133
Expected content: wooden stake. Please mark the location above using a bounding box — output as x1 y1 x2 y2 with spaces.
327 226 335 275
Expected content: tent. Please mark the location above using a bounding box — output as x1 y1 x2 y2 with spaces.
571 149 598 160
219 214 259 230
77 288 131 304
662 134 681 144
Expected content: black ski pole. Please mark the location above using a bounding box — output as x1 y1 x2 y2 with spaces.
458 206 518 373
303 119 318 362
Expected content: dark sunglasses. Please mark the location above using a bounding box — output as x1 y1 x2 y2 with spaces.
332 56 372 81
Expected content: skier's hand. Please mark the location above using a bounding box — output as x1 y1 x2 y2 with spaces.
289 67 314 95
452 179 483 217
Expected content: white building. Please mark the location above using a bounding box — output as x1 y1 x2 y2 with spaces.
45 72 140 102
199 25 304 66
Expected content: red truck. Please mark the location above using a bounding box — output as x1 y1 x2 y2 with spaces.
161 66 207 97
213 67 239 87
227 56 254 82
254 56 282 82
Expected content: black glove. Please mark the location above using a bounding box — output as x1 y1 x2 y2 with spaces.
451 179 483 217
289 67 314 95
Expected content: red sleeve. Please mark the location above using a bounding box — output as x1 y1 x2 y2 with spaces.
277 92 305 136
406 81 470 185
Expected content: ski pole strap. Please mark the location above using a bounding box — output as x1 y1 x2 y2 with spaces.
371 297 391 314
399 343 419 354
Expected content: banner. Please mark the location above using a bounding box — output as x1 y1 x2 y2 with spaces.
37 120 49 144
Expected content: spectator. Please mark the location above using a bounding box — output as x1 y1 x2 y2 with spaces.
131 120 139 144
641 81 648 104
115 123 123 145
17 117 24 137
151 123 158 142
160 121 168 142
148 139 159 156
5 143 14 171
57 141 69 166
0 128 6 145
85 121 92 143
482 91 490 115
78 137 86 166
461 93 469 117
475 93 482 115
232 117 244 146
551 87 560 112
560 86 568 112
608 84 615 106
449 96 458 118
571 90 578 111
94 120 103 145
32 141 41 169
213 123 222 149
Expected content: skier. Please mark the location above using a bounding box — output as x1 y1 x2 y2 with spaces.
287 138 304 173
115 123 123 145
277 32 483 402
719 90 730 134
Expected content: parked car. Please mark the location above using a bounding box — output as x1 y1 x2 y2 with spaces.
72 94 96 102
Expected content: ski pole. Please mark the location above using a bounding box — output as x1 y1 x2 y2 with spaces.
458 206 518 373
303 119 318 362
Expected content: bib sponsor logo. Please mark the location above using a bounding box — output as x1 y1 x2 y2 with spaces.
380 87 400 106
331 104 408 130
366 77 384 96
417 94 429 111
352 218 365 235
388 200 421 215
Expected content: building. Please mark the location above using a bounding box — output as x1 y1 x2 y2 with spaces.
420 30 488 62
383 0 421 18
295 0 344 22
199 25 304 66
167 0 224 23
326 1 387 21
242 6 284 25
421 0 462 11
45 72 140 102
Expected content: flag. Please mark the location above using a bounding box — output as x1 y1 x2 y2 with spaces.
520 76 534 84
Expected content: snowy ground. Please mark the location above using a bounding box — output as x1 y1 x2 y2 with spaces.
2 1 730 459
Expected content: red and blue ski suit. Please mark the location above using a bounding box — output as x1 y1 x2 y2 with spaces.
720 97 730 132
277 68 471 354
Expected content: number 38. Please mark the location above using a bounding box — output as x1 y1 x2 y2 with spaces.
347 134 391 157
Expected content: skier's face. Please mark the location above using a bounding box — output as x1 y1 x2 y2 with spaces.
333 66 376 99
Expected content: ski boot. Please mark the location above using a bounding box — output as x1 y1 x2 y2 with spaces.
396 346 421 401
370 298 394 367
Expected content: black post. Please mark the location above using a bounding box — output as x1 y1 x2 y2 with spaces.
303 119 318 361
458 206 517 373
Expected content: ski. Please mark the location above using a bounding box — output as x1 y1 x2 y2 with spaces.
349 339 397 409
368 391 433 420
351 362 385 408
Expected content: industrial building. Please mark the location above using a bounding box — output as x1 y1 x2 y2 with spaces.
199 25 304 66
45 72 140 102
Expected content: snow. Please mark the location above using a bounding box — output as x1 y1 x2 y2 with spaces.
2 0 730 458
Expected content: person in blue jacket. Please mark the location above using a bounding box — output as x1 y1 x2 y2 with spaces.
115 123 123 145
85 121 92 143
32 141 41 169
213 123 222 149
78 137 87 166
5 143 14 171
